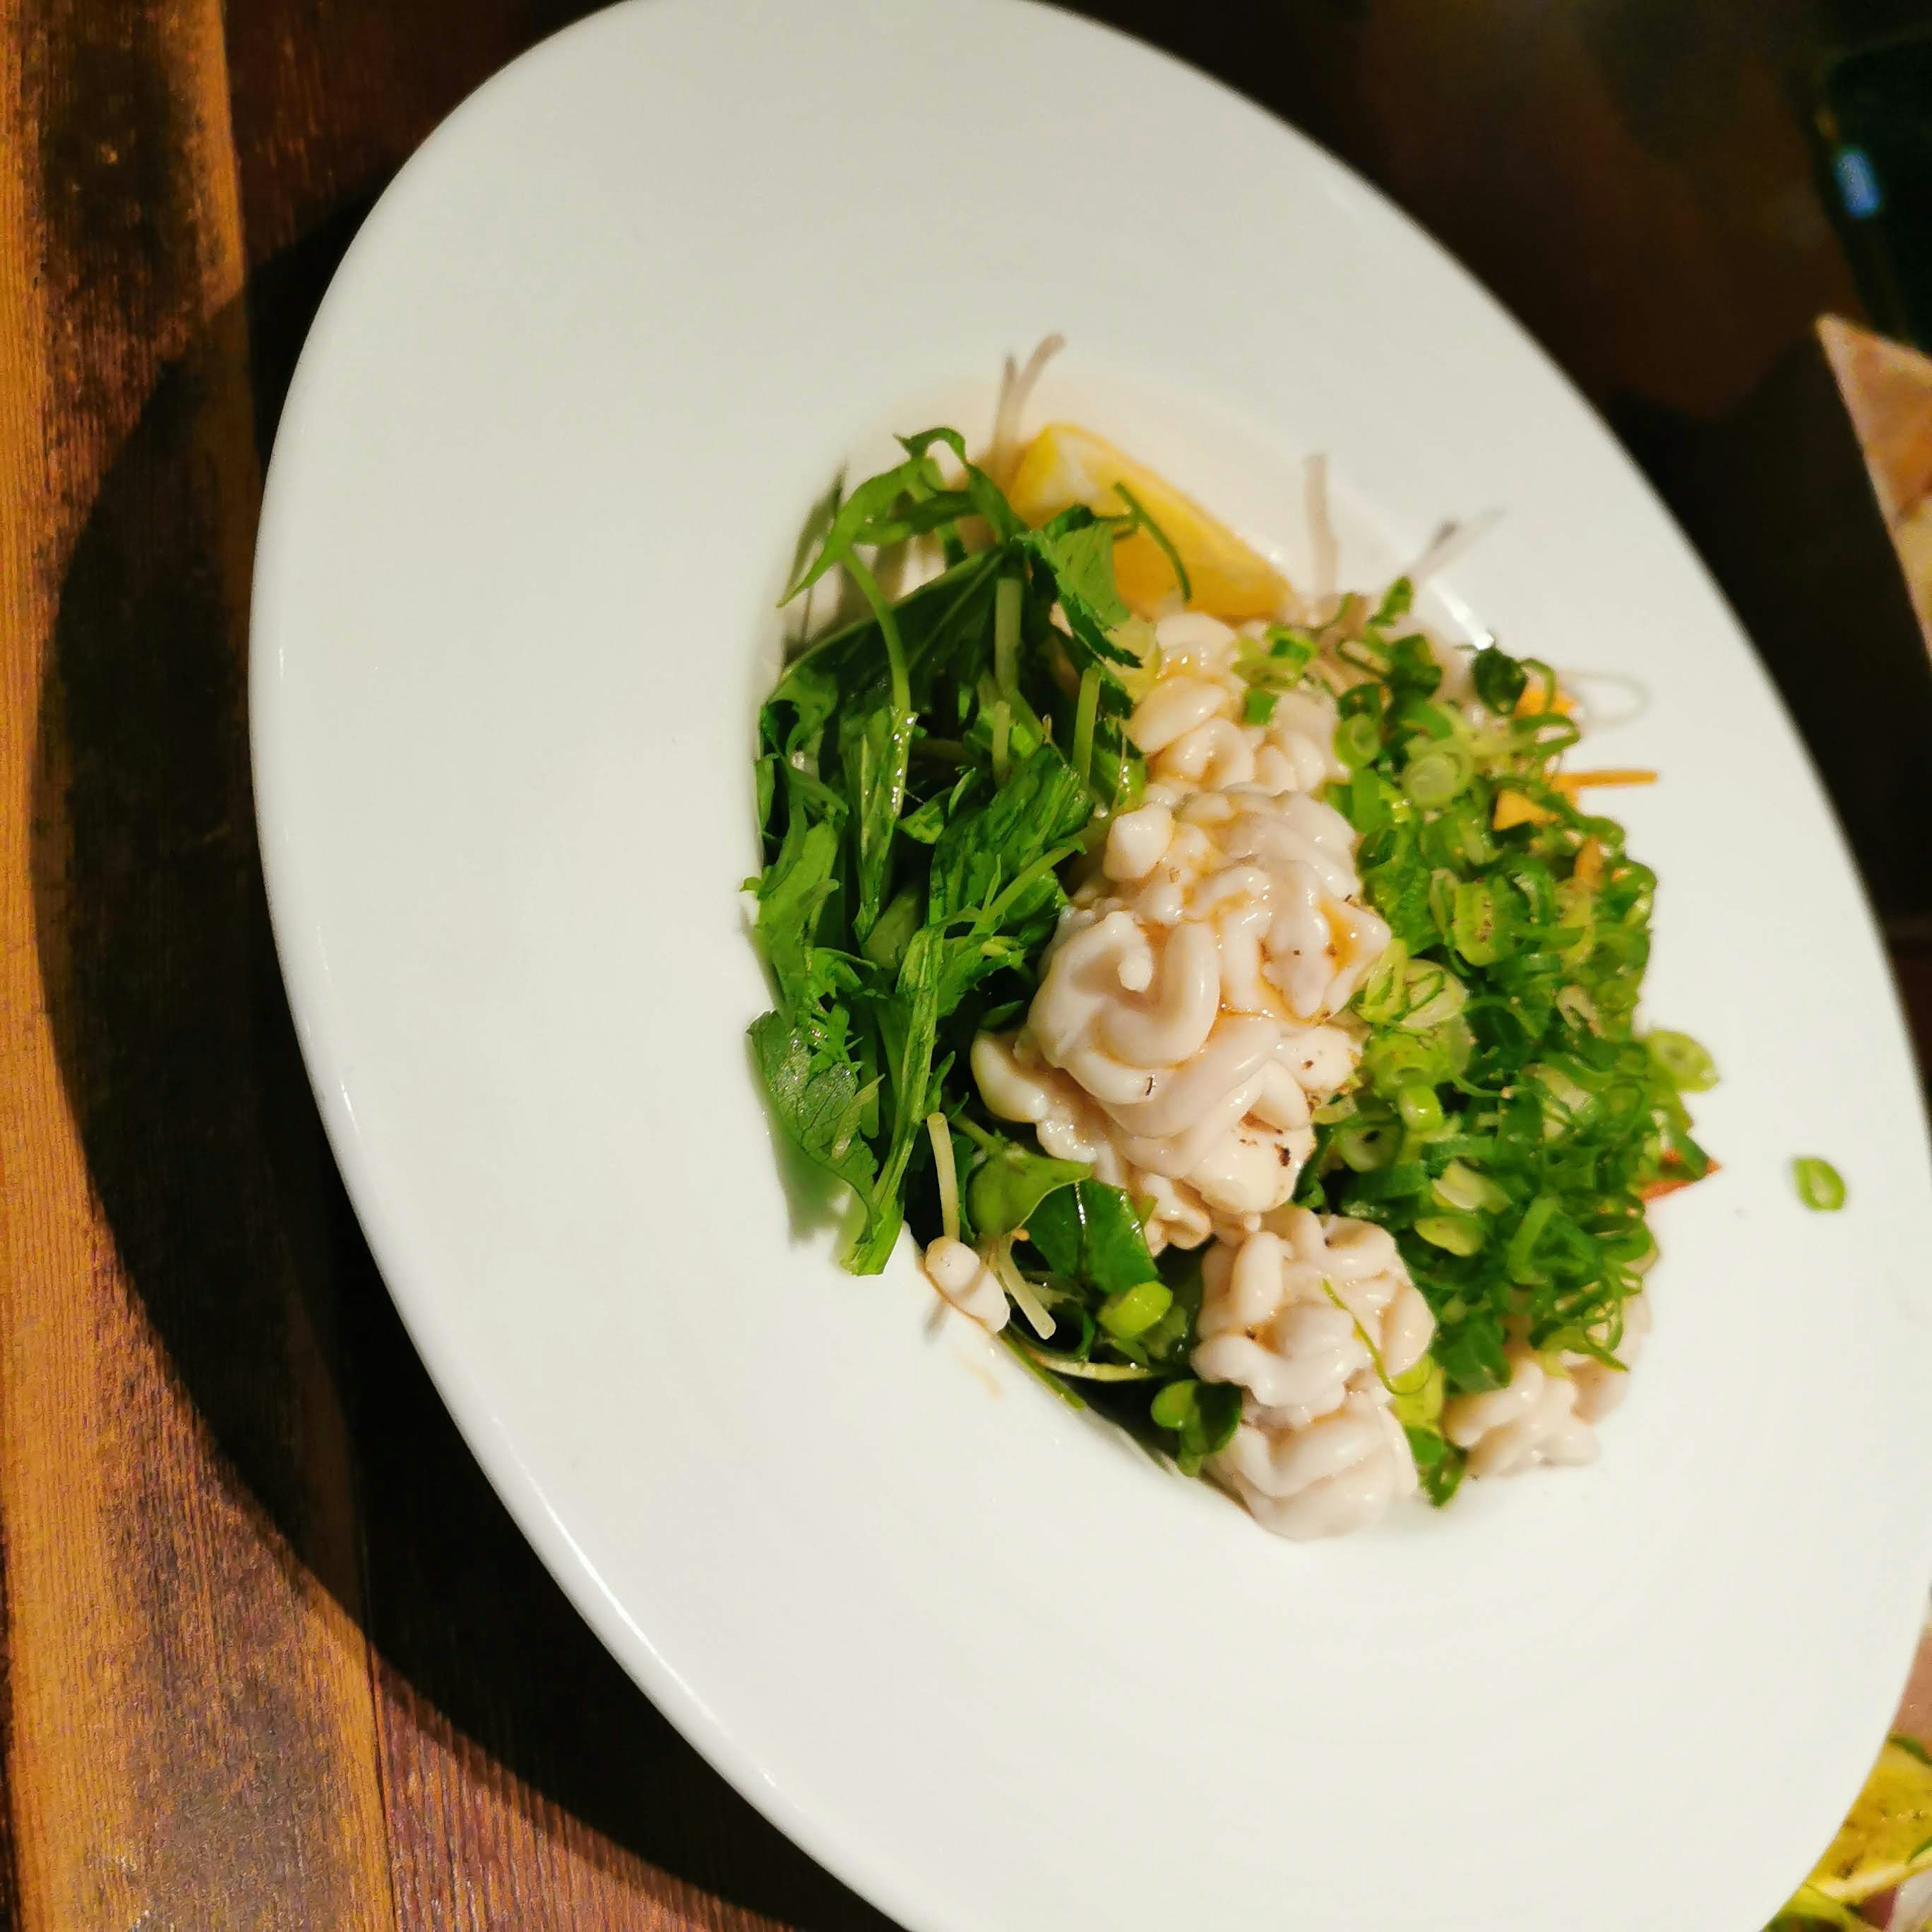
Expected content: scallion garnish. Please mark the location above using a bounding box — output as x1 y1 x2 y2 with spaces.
1793 1157 1846 1212
1289 630 1711 1424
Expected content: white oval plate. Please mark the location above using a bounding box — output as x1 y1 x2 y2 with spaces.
251 4 1932 1927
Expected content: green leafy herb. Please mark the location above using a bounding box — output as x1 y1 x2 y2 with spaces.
1025 1180 1162 1298
748 1010 877 1200
749 430 1148 1277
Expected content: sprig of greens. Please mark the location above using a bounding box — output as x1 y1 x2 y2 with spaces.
751 433 1222 1452
750 431 1155 1282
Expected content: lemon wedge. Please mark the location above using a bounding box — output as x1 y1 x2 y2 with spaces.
1795 1738 1932 1909
1005 423 1289 621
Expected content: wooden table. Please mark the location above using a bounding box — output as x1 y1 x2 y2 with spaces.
0 3 1923 1927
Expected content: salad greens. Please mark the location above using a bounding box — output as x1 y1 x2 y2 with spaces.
748 427 1225 1452
748 426 1711 1501
749 428 1144 1266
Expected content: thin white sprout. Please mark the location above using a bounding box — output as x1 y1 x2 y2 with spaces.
992 1241 1055 1340
1304 452 1338 606
926 1112 959 1244
1405 506 1502 589
1558 669 1652 734
989 333 1066 483
1019 1350 1156 1381
989 354 1019 489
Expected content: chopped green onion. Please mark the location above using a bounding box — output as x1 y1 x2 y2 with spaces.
1394 697 1457 742
1336 1122 1400 1172
1504 1193 1557 1282
1386 631 1440 694
1335 711 1382 770
1099 1279 1173 1340
1554 984 1598 1032
1401 967 1467 1032
1354 940 1411 1025
1792 1157 1846 1212
1396 1084 1445 1133
1349 1160 1428 1201
1414 1214 1485 1256
1388 1353 1443 1429
1148 1378 1243 1473
1364 1028 1453 1095
1242 686 1279 726
1402 747 1467 808
1451 878 1510 964
1431 1160 1510 1215
1372 576 1415 626
1647 1028 1718 1092
1266 625 1317 673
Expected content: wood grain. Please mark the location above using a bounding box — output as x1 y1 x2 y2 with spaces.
0 1 393 1925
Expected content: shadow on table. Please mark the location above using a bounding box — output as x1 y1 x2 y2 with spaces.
30 198 897 1932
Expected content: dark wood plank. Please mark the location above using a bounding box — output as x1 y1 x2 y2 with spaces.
225 0 598 271
0 1 396 1925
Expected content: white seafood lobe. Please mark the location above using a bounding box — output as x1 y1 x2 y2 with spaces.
1103 802 1174 881
1155 717 1255 789
976 637 1389 1274
1100 1014 1279 1139
1218 1396 1418 1540
1443 1346 1602 1478
920 1236 1010 1333
965 632 1484 1540
1283 1024 1357 1094
1097 921 1222 1068
1128 675 1232 753
970 1032 1055 1124
1153 609 1242 671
